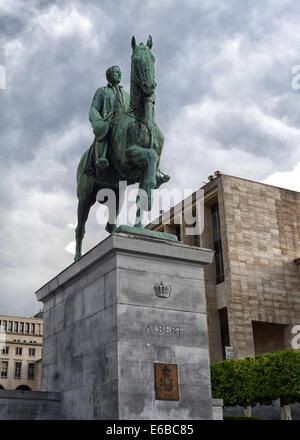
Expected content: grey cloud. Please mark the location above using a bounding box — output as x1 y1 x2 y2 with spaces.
1 0 300 315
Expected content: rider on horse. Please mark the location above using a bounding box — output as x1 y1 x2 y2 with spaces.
84 65 169 187
83 65 130 176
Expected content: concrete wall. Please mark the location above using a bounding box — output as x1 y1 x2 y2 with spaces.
220 175 300 358
36 233 215 420
0 390 61 420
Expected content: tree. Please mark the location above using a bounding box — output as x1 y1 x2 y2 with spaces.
210 359 236 407
266 350 300 420
232 356 257 416
211 350 300 420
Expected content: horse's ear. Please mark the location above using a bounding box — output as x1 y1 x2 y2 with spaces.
146 35 153 49
131 36 137 50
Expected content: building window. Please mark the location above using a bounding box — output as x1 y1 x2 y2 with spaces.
175 225 181 241
25 323 30 334
219 308 230 360
15 347 22 356
19 322 24 333
28 348 36 357
8 321 13 332
28 363 35 380
31 323 35 335
14 362 22 379
1 361 8 378
3 321 7 331
14 322 18 333
211 203 225 284
2 346 9 355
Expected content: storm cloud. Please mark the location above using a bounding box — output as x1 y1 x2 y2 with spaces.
1 0 300 315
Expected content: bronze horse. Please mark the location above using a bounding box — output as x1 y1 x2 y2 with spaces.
74 36 168 261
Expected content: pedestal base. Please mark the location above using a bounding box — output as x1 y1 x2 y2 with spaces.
36 233 214 420
116 224 177 241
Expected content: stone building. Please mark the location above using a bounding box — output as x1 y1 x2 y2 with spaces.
147 173 300 362
0 314 43 391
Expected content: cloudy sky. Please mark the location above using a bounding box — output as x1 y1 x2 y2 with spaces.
1 0 300 316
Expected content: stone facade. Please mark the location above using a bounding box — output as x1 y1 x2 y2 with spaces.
35 233 215 420
148 174 300 361
0 315 43 391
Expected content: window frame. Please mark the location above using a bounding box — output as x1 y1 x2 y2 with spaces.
1 361 8 378
28 348 36 357
27 362 35 380
15 347 22 356
14 362 22 379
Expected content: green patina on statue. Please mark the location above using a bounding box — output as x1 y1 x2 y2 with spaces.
74 35 174 261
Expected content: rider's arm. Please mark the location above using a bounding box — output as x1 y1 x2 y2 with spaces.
89 88 103 126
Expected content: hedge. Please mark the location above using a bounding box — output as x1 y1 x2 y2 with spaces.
211 350 300 409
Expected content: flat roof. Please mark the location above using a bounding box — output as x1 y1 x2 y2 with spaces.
147 172 300 228
213 173 300 195
0 314 43 321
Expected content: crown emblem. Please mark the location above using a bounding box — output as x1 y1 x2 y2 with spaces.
154 281 171 298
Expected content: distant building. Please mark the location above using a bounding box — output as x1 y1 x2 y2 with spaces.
0 315 43 391
147 173 300 361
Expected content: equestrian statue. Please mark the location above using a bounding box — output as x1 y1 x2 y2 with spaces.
74 35 171 261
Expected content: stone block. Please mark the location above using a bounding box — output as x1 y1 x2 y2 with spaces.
36 233 214 420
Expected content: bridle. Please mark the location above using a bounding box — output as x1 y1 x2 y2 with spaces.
126 52 155 150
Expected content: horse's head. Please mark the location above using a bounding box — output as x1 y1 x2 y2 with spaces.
131 35 156 98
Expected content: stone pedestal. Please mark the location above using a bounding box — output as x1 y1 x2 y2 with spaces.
35 233 214 420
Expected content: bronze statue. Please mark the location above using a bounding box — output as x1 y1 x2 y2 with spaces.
84 65 130 175
75 35 170 261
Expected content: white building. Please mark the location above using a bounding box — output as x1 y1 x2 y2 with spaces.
0 314 43 391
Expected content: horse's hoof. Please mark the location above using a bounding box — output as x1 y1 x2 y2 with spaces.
155 173 170 189
105 223 117 234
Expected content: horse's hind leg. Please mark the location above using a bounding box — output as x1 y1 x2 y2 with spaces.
74 198 93 261
105 184 126 233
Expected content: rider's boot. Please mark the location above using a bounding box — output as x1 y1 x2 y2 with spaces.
96 157 109 169
95 139 109 169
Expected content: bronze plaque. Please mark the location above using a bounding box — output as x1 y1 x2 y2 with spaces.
154 363 179 401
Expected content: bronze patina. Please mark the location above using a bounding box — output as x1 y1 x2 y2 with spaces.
75 36 172 261
154 363 179 401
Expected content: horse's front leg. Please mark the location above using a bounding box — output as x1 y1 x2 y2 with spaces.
104 184 126 233
126 144 158 210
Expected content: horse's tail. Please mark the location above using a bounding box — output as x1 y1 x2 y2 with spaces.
76 148 97 201
77 151 88 184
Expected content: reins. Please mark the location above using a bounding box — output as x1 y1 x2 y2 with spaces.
126 59 154 150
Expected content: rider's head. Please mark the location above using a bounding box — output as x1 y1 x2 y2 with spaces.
106 66 122 86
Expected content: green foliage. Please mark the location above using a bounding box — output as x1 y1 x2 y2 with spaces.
211 349 300 409
267 350 300 406
210 359 236 407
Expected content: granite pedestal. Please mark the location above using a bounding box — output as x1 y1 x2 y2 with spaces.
35 233 214 420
